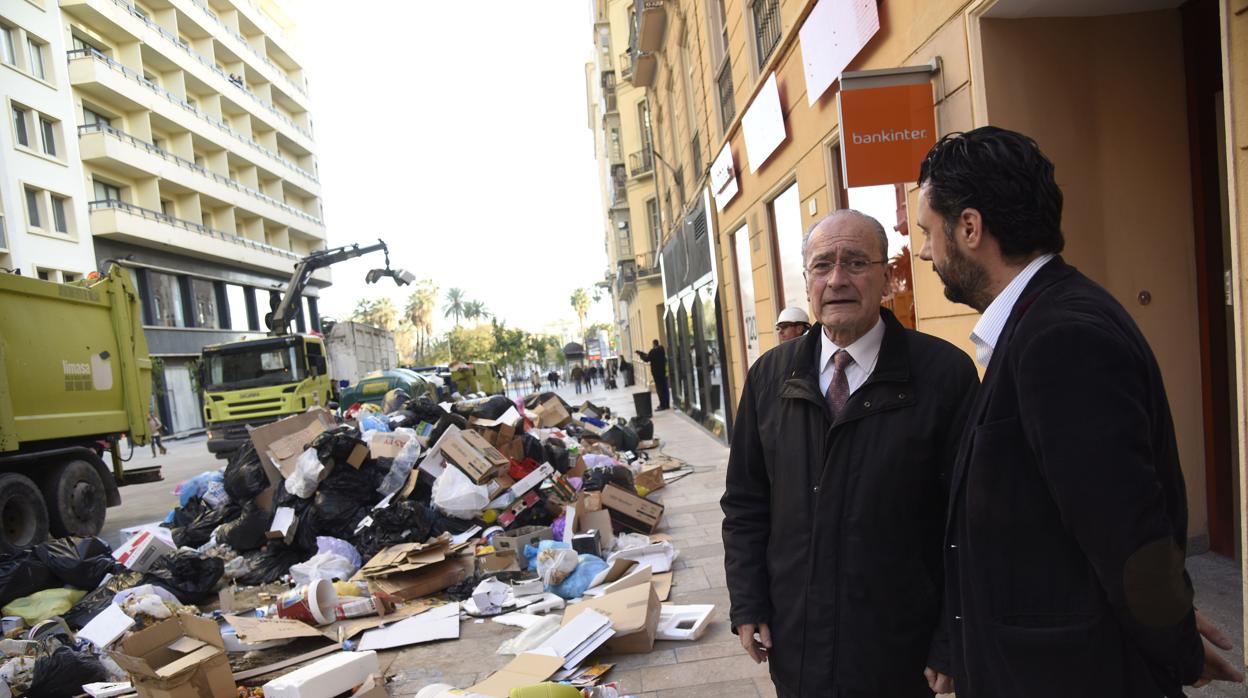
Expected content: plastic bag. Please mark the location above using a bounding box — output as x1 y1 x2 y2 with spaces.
351 501 437 559
201 481 230 509
236 543 305 586
534 541 579 588
496 614 562 656
25 646 110 698
378 438 422 496
359 414 390 433
629 416 654 441
381 388 411 413
310 426 368 469
141 551 224 604
431 465 490 518
601 424 640 452
33 537 120 591
550 554 608 600
2 588 87 624
176 471 224 507
290 552 357 585
0 553 54 608
223 441 269 502
173 499 239 549
285 448 323 498
63 571 144 629
316 537 361 569
215 501 270 552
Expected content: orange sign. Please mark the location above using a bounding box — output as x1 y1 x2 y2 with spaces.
838 82 936 187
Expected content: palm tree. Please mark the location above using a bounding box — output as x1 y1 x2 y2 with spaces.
570 288 590 332
463 300 489 325
405 283 436 358
444 287 466 326
351 298 398 332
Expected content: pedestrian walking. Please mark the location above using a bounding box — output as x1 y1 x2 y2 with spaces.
147 408 167 457
721 210 978 697
530 370 541 394
635 340 670 410
916 126 1243 696
571 365 584 395
547 369 559 389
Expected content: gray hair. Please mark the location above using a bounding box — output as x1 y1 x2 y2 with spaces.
801 209 889 265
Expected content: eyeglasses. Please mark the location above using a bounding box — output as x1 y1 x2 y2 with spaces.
805 259 887 277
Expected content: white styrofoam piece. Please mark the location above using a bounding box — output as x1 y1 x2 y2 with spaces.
261 650 380 698
357 604 459 651
656 604 715 641
77 604 134 649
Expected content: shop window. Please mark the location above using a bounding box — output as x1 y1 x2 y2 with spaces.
768 182 805 313
190 278 219 328
702 290 727 429
225 283 250 331
148 271 187 327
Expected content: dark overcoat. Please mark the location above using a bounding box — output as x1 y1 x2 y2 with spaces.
944 257 1205 697
722 309 978 696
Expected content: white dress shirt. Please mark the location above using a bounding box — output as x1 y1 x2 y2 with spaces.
818 317 885 397
970 253 1055 368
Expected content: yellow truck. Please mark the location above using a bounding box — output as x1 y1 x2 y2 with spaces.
201 240 411 459
0 266 151 551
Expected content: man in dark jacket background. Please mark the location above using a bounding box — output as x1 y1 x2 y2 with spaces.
722 210 978 696
636 339 670 410
916 126 1243 696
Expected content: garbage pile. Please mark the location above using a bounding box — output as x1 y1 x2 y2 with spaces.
0 390 704 698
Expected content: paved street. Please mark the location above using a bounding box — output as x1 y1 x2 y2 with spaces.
100 434 219 549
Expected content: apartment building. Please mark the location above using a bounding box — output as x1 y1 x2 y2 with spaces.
43 0 326 434
612 0 1248 649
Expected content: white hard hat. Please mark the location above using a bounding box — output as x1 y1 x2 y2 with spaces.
777 307 810 325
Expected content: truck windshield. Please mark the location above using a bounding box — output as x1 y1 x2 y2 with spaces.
204 341 305 391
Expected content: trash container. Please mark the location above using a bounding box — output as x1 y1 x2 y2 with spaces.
633 390 653 419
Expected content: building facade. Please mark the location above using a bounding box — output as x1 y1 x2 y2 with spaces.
599 0 1248 656
2 0 329 434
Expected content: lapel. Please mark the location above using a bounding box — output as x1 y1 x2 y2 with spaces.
945 256 1076 529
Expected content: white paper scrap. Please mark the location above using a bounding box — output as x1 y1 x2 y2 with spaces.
77 604 134 649
357 603 460 651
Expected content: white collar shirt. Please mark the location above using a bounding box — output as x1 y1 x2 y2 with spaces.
970 253 1056 368
818 316 885 397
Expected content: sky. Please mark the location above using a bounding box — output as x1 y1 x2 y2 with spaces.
288 2 612 337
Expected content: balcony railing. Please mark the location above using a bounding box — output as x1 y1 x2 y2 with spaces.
629 149 654 177
636 251 661 276
67 48 318 184
88 198 300 260
619 51 633 80
79 123 323 228
103 0 312 140
184 0 308 98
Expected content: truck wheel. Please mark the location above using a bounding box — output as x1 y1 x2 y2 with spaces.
0 473 49 553
40 460 107 538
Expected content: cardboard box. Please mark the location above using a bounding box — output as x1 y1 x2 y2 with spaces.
634 463 666 493
113 530 175 573
470 653 566 698
248 409 337 510
492 525 552 556
600 484 664 534
533 398 572 428
369 431 412 459
108 614 236 698
367 555 474 601
562 575 662 654
440 429 505 484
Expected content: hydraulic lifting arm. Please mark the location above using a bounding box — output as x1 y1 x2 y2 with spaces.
266 239 412 336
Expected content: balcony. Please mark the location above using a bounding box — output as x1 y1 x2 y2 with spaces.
636 1 668 53
614 258 638 298
67 48 319 189
619 51 633 81
636 251 662 278
610 164 628 209
175 0 309 100
629 149 654 178
87 199 300 275
78 123 325 236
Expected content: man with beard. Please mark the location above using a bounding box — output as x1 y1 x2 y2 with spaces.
915 126 1243 696
722 209 978 696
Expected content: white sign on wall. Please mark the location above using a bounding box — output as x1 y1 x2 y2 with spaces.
741 73 787 173
798 0 881 106
710 144 739 211
733 225 760 366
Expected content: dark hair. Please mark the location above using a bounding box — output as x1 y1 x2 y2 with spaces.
917 126 1064 259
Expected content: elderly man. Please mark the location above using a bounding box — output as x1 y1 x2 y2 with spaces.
775 307 811 342
722 210 978 697
916 126 1243 696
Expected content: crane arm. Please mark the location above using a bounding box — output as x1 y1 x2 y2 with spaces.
267 239 390 336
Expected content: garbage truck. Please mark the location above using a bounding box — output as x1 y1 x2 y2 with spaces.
0 265 152 552
202 240 412 459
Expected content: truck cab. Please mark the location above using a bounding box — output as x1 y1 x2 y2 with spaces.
201 334 332 457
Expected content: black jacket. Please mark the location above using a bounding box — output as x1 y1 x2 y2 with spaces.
945 257 1205 697
637 345 667 377
722 310 978 696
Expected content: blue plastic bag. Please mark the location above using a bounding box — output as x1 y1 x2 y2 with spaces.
177 471 224 507
359 414 391 433
550 554 608 600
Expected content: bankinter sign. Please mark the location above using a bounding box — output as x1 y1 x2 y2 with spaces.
838 82 936 187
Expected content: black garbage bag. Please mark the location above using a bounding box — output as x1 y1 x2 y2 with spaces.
272 479 315 515
310 426 367 469
26 646 110 698
405 468 435 506
142 550 224 604
542 439 571 474
164 496 203 531
224 441 270 502
469 395 514 421
387 409 420 430
583 465 636 494
401 395 445 424
63 570 144 629
236 543 305 586
34 536 121 590
629 416 655 441
428 413 468 447
523 392 571 411
217 501 270 552
601 423 640 452
351 500 436 559
172 500 240 549
302 480 376 545
0 551 54 607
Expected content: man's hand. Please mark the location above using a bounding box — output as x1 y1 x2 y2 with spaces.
924 667 953 694
1192 610 1244 686
738 622 772 664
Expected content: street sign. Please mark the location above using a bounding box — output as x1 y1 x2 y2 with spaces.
838 81 936 187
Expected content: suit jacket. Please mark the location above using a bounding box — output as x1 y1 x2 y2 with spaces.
944 257 1205 697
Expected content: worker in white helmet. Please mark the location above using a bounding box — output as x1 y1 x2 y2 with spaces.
775 307 811 342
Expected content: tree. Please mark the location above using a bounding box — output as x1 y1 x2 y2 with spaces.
404 280 438 359
463 300 489 325
570 288 590 332
350 298 398 332
444 288 466 326
888 245 912 294
491 320 530 372
446 324 495 362
583 321 612 344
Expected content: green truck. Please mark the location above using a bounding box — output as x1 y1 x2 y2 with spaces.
0 266 152 552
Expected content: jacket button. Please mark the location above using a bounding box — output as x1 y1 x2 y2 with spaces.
812 486 820 494
863 400 871 408
898 393 906 399
949 544 958 549
954 615 962 621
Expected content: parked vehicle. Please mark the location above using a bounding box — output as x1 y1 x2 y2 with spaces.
338 368 439 410
0 266 151 551
324 320 398 389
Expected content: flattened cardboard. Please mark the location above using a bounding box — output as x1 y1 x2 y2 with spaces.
653 572 673 601
358 536 451 577
369 431 412 459
320 598 438 642
346 442 369 469
367 555 474 601
469 653 566 698
224 616 324 643
600 484 664 534
563 575 662 654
